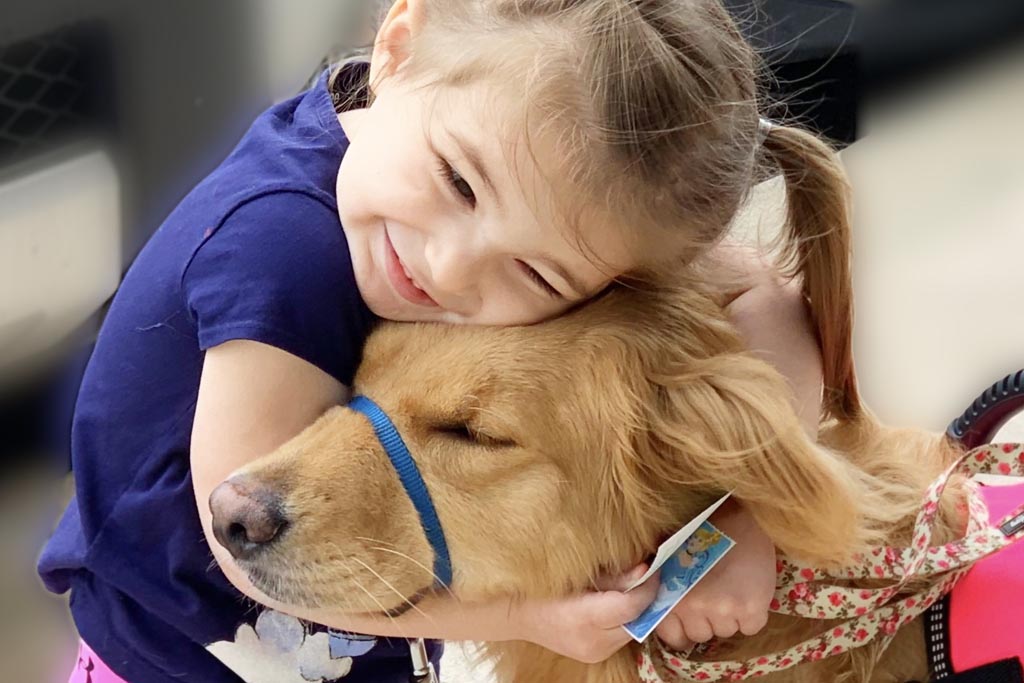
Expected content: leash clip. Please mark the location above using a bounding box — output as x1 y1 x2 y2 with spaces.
408 638 439 683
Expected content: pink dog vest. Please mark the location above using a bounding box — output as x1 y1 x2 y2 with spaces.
950 482 1024 669
926 481 1024 680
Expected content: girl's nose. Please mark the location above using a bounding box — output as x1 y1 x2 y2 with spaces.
423 239 482 295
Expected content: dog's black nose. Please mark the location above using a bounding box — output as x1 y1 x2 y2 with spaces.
209 476 287 560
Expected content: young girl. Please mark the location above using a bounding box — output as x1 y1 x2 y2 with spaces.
40 1 859 681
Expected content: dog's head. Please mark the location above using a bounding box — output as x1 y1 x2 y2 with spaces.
210 285 878 615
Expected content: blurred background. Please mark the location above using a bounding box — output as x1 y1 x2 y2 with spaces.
1 0 1022 680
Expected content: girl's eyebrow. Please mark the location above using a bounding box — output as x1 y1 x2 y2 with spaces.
444 127 502 209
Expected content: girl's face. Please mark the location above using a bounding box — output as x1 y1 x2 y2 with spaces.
337 76 633 325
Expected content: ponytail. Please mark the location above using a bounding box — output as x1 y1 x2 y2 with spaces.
760 123 861 422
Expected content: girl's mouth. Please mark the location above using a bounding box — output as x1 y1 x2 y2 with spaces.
384 230 439 308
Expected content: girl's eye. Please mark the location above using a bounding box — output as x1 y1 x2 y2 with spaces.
518 261 563 300
437 158 476 207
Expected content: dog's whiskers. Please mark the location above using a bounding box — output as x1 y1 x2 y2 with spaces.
355 535 399 549
305 548 374 614
368 545 458 601
354 535 458 600
350 556 430 621
349 575 402 633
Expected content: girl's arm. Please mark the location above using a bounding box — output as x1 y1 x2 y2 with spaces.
655 244 825 649
710 240 823 434
259 568 659 664
725 268 823 436
191 339 659 662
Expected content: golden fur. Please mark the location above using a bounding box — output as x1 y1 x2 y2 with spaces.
228 281 970 683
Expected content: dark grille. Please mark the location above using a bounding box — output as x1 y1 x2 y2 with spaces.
0 22 109 166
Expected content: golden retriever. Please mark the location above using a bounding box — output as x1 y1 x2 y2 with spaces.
207 279 978 683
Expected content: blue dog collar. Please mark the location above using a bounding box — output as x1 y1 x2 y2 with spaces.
348 395 453 588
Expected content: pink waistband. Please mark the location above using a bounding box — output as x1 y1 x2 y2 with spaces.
68 640 130 683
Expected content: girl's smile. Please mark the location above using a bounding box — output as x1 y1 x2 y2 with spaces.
384 227 439 308
336 77 634 326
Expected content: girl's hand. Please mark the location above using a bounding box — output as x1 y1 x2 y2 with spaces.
513 565 659 664
654 501 775 650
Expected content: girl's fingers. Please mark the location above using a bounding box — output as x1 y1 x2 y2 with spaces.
708 614 741 639
595 563 649 592
682 616 715 644
654 613 693 651
594 574 659 628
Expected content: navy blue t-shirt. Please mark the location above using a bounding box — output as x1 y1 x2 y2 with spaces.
38 65 441 683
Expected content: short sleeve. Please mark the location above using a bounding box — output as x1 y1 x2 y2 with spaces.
182 191 375 385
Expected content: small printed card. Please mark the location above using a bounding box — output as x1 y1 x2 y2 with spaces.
625 492 732 592
623 521 735 643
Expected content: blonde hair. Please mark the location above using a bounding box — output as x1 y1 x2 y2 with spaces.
352 0 860 420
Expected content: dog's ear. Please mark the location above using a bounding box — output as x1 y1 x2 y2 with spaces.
644 354 888 565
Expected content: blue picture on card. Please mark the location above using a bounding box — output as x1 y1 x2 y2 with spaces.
624 521 735 642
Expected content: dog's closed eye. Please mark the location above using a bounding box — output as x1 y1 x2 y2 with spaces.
435 422 475 441
432 422 517 449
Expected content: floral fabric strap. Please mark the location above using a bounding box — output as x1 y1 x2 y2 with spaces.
639 443 1024 682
